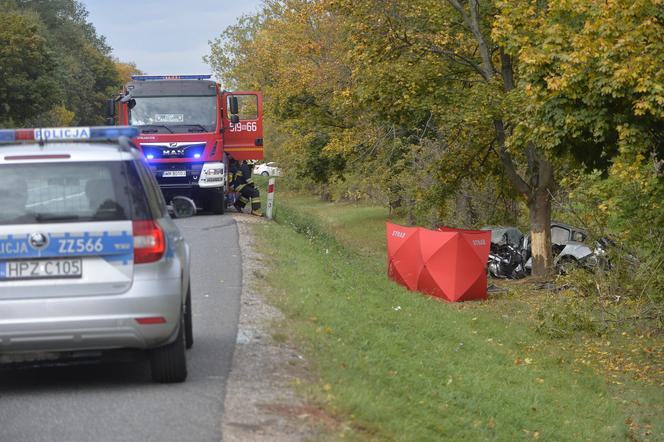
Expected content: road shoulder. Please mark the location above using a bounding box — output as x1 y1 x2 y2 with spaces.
221 214 317 442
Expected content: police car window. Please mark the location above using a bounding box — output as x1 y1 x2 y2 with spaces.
124 161 152 221
0 162 132 225
135 159 166 217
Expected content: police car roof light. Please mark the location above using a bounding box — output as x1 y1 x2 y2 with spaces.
0 126 139 144
131 75 212 81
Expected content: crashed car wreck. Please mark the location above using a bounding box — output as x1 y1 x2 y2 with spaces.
483 222 613 279
483 226 528 279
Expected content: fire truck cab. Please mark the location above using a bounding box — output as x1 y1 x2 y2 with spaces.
107 75 263 214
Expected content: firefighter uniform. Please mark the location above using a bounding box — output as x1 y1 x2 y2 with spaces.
227 158 239 207
231 161 262 216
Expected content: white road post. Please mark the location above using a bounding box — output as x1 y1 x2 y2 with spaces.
266 178 276 220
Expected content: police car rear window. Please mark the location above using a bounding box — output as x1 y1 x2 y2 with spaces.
0 161 149 225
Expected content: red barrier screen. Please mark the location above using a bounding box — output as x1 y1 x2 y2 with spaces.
386 223 490 302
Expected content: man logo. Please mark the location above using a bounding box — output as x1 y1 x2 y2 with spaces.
169 142 179 148
29 233 48 249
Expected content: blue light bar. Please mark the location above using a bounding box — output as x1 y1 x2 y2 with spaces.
88 126 140 140
0 126 139 143
131 75 212 81
0 130 17 142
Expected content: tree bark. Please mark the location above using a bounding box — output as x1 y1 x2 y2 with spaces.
528 184 554 276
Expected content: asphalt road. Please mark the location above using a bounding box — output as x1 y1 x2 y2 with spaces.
0 214 242 442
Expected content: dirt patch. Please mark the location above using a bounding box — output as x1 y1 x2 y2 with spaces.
221 214 319 442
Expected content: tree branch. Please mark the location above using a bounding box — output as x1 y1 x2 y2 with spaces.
446 0 495 80
494 119 530 195
425 45 489 79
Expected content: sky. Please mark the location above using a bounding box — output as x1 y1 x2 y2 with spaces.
81 0 263 81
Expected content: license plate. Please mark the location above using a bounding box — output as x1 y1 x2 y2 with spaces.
163 170 187 178
0 259 82 281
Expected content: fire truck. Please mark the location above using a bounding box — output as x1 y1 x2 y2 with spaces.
106 75 263 214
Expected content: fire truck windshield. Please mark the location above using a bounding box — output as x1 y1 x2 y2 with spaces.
129 96 217 133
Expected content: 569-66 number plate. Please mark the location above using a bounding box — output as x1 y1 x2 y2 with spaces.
0 259 82 281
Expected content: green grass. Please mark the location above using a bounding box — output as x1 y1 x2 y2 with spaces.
250 192 639 441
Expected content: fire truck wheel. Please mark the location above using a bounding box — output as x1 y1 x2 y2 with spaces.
209 188 226 215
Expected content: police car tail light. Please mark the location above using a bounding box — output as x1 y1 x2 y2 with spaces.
133 220 165 264
135 317 167 325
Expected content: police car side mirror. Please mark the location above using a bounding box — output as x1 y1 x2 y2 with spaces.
230 114 240 124
170 196 197 218
127 99 137 110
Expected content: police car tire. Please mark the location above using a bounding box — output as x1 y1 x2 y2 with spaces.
184 287 194 349
150 313 188 383
261 171 269 176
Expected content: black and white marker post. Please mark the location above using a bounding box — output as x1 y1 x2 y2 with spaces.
266 178 275 220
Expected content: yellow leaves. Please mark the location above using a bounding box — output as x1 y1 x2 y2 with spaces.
48 105 75 126
515 357 533 366
522 429 541 440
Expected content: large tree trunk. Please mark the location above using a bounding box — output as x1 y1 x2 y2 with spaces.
495 121 554 276
528 187 553 276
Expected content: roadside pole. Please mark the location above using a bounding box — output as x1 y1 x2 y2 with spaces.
266 178 276 220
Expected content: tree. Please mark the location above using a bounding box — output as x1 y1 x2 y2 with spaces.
114 60 143 84
208 1 354 185
0 10 60 126
6 0 123 125
208 0 663 277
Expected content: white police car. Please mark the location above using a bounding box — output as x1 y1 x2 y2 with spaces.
0 126 194 383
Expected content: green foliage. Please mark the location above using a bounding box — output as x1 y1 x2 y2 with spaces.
494 0 664 166
0 0 127 127
0 10 60 125
211 0 664 276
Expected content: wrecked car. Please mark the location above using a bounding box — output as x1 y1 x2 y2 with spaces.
484 222 615 278
522 222 606 274
482 226 528 279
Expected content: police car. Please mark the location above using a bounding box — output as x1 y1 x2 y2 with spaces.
0 126 194 383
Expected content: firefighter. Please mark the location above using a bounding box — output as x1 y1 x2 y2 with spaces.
227 156 239 207
232 160 262 216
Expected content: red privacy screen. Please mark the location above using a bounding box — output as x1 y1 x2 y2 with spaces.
386 222 491 302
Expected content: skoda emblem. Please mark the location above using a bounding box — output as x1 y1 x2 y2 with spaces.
29 233 48 249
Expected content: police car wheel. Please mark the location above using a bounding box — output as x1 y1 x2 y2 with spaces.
150 313 188 383
184 286 194 349
261 171 269 176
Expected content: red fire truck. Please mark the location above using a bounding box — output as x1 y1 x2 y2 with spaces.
107 75 263 214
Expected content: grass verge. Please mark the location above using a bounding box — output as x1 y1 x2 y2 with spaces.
251 186 662 441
